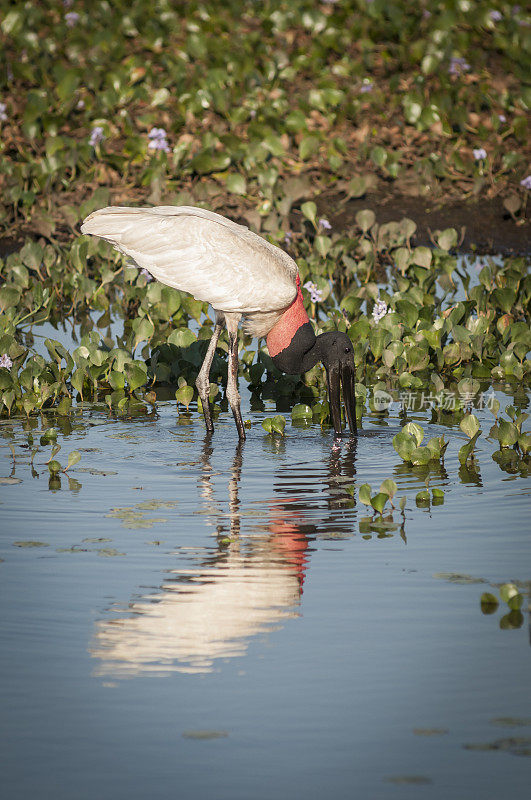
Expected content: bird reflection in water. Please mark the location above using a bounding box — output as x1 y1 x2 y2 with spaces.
90 435 357 677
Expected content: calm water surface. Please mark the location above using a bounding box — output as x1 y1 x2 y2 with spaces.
1 391 530 799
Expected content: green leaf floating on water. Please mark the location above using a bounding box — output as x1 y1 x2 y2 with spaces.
379 479 397 499
359 483 372 506
410 446 433 466
416 489 430 506
13 540 49 547
480 592 499 613
175 385 194 410
460 414 480 439
370 492 388 514
499 583 523 610
262 415 286 435
494 419 518 448
66 451 81 471
393 431 417 462
403 422 424 446
291 403 313 421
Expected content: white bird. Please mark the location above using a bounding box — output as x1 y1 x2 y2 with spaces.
80 205 356 439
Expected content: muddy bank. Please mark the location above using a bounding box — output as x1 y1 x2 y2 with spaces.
325 191 529 256
1 193 528 260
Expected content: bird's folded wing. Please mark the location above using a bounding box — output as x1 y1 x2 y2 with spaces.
81 206 297 314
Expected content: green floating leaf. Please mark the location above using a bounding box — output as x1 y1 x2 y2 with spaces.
499 583 522 610
262 415 285 435
393 431 416 462
403 422 424 446
370 492 389 514
66 451 81 471
415 489 430 506
480 593 499 614
411 446 433 466
359 484 372 506
291 403 313 421
13 540 49 548
175 385 194 410
495 419 518 448
460 414 480 439
47 460 62 475
379 478 397 499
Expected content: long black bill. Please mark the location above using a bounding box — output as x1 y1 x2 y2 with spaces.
326 363 357 436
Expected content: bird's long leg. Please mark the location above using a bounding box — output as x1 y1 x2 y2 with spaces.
196 312 224 433
224 313 246 440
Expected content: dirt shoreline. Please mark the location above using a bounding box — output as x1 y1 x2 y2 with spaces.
325 191 529 256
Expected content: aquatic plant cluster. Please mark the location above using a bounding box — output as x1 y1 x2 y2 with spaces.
0 0 529 480
0 217 529 420
0 0 529 245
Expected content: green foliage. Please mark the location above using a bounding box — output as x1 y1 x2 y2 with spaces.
262 415 286 436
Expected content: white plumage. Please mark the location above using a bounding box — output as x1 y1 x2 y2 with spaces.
81 205 297 336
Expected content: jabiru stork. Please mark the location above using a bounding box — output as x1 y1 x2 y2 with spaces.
80 205 356 440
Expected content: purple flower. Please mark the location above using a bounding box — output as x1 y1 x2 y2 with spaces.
489 10 502 21
0 102 7 123
303 281 323 303
372 299 388 324
319 218 332 230
140 268 153 282
65 11 80 26
520 175 531 191
0 354 13 369
498 114 506 123
422 10 431 18
284 231 293 245
76 99 85 110
360 81 373 93
148 127 170 153
148 127 167 140
473 147 487 161
89 126 105 147
449 56 470 76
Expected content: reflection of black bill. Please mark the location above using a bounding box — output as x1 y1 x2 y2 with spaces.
326 363 357 436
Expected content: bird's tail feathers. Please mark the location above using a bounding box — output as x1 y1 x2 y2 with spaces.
80 206 147 242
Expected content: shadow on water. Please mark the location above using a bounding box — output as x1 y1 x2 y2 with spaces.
90 434 359 678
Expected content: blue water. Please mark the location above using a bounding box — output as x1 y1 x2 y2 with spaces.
1 390 530 799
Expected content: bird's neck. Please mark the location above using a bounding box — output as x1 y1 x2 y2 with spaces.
267 277 321 375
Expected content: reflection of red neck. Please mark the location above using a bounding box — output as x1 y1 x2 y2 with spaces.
269 518 310 593
266 275 310 358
